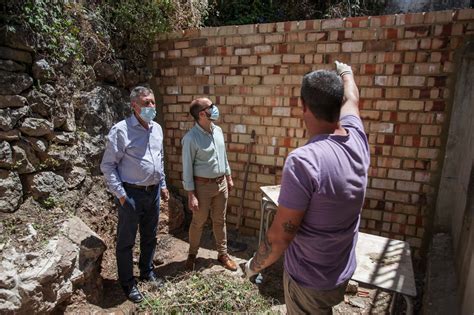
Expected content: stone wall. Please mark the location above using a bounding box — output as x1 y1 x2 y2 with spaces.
152 9 474 256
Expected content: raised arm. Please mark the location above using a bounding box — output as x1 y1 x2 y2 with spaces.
335 61 360 118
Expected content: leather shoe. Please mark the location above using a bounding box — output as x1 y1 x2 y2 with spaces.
139 272 164 289
124 285 143 303
218 254 237 271
185 254 196 271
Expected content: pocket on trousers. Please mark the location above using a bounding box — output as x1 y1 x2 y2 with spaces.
122 196 136 212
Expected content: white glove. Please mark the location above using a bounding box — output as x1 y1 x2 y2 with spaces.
335 60 353 77
243 258 259 280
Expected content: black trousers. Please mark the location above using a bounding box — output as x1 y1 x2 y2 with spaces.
116 184 160 288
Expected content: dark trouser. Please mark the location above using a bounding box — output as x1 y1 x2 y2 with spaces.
284 270 348 315
116 185 160 289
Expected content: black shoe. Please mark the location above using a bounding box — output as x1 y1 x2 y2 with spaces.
124 285 143 303
140 272 164 289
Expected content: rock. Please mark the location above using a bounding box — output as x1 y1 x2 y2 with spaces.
0 141 13 168
47 131 76 145
0 95 28 109
0 47 32 64
24 171 67 200
0 60 26 72
159 194 185 233
346 280 359 294
0 107 28 131
0 170 22 213
0 25 34 52
94 61 123 84
0 217 106 313
0 109 14 131
63 166 87 189
12 141 40 174
73 85 130 136
0 70 33 95
19 118 53 137
45 144 80 169
25 88 54 117
32 59 55 82
52 101 76 132
0 130 20 141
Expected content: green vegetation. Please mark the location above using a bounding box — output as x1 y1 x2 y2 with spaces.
205 0 385 26
142 272 276 313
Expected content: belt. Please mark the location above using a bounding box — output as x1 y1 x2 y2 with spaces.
123 182 157 192
194 175 225 183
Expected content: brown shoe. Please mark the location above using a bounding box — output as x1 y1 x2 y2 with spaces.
218 254 237 271
185 254 196 271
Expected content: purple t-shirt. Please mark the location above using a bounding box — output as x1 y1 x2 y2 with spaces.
279 115 370 290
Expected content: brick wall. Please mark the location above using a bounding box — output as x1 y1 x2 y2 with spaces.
152 9 474 256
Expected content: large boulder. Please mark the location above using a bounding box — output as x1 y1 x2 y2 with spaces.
0 216 106 312
73 85 130 136
0 170 22 213
0 60 26 72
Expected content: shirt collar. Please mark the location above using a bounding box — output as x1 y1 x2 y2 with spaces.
129 113 154 130
195 122 214 135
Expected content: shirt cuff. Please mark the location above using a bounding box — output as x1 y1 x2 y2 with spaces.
183 180 195 191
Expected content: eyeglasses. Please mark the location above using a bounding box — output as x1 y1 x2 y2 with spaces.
200 103 215 112
142 100 156 106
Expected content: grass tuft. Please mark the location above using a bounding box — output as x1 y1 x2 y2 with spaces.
140 271 276 313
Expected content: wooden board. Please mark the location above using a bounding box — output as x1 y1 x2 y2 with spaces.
259 185 417 297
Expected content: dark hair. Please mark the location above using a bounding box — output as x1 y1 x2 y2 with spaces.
300 70 344 123
189 98 209 121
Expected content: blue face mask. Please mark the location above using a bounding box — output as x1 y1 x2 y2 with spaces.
140 107 156 123
208 104 219 121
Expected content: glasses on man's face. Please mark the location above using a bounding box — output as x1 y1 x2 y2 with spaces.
142 99 156 106
200 103 215 112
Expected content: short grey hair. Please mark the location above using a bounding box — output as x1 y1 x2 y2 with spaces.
130 86 154 103
301 70 343 123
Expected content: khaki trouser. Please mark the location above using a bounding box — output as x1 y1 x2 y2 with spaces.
188 179 228 256
284 270 348 315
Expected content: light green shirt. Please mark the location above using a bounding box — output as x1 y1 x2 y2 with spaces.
181 123 231 191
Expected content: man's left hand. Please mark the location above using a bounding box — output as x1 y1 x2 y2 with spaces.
226 175 234 191
161 188 170 202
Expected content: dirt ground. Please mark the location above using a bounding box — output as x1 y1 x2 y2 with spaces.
63 221 398 314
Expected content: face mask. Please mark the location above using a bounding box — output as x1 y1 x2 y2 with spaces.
208 104 219 121
140 107 156 123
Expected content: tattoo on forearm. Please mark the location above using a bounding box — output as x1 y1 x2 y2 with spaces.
282 220 297 234
251 236 272 271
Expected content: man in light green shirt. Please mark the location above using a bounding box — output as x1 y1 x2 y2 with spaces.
181 97 237 271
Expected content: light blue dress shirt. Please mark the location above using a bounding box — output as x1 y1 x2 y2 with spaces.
100 114 166 198
181 123 231 191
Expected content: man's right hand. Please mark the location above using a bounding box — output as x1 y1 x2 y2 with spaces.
119 196 126 206
335 60 353 77
188 192 199 212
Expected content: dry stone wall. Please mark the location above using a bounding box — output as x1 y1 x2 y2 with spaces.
153 9 474 255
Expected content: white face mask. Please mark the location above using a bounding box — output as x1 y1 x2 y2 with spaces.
205 104 219 121
140 107 156 123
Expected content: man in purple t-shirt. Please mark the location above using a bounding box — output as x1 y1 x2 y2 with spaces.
243 61 370 314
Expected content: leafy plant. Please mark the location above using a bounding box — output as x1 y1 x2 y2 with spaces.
22 0 84 63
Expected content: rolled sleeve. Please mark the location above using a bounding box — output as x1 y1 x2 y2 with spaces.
181 135 196 191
